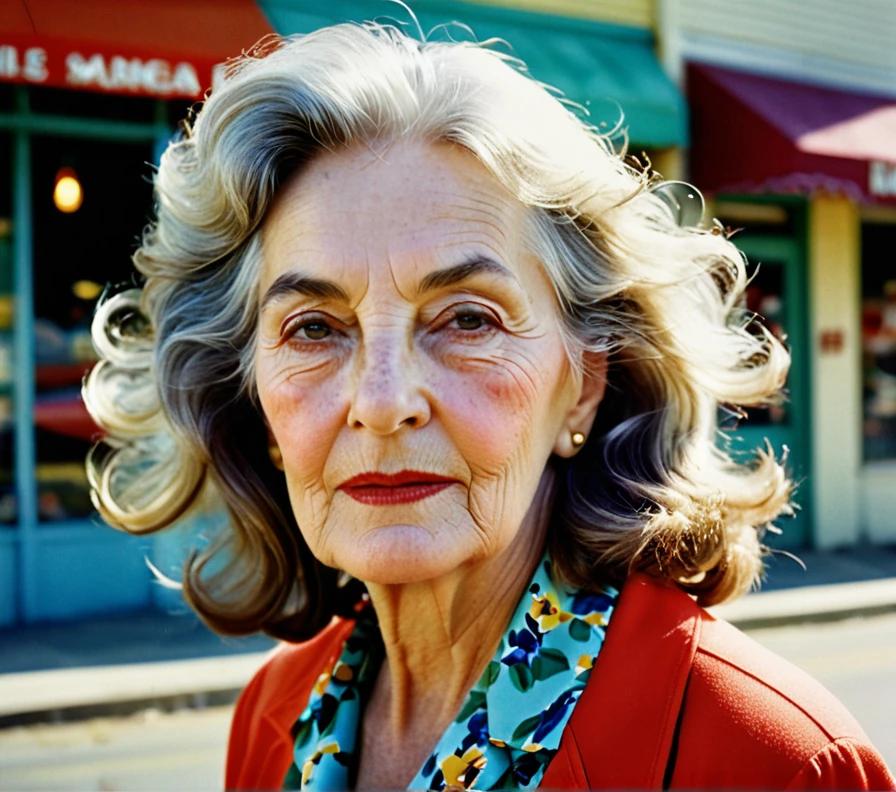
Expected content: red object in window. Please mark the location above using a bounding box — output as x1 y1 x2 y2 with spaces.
35 362 93 389
34 391 102 440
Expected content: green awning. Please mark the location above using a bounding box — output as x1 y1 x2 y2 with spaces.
257 0 687 147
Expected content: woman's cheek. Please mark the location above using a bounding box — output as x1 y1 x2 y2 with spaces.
263 370 347 483
439 356 543 468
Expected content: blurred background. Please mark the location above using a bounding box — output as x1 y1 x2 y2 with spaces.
0 0 894 788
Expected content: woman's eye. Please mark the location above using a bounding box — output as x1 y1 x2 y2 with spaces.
454 312 485 331
281 316 336 343
436 305 500 339
299 322 331 340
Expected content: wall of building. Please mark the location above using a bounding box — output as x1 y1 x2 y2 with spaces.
808 195 862 547
668 0 896 95
467 0 653 27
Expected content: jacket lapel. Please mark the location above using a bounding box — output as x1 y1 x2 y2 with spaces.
541 573 702 789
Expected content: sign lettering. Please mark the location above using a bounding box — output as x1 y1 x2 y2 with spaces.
870 161 896 197
0 41 208 98
66 52 200 95
0 45 48 82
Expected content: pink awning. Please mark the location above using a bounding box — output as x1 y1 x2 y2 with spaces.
688 63 896 204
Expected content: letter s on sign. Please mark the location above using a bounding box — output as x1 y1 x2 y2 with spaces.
23 48 47 82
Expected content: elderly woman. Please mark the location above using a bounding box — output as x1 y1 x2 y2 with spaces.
84 21 892 792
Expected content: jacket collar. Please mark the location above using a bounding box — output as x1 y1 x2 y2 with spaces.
542 572 702 789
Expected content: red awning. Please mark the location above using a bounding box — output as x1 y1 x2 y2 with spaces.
688 63 896 204
0 0 273 99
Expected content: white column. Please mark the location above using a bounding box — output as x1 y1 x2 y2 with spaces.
808 194 862 547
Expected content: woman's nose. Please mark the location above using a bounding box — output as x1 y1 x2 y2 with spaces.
347 341 431 434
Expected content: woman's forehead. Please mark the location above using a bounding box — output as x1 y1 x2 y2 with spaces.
259 140 531 284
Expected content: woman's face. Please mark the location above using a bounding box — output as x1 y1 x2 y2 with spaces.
254 140 602 584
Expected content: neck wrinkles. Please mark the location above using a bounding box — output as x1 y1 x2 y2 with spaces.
364 469 557 736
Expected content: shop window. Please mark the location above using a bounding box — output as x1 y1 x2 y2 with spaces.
715 201 799 430
167 99 195 131
742 260 788 427
31 134 153 522
27 86 194 131
862 222 896 462
28 85 159 123
0 132 12 523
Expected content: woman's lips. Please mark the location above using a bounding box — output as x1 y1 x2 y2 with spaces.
338 471 458 505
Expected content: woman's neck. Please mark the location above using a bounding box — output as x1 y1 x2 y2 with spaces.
363 470 555 739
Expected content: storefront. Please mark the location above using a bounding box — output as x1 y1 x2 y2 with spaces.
687 62 896 549
0 0 274 626
0 0 686 626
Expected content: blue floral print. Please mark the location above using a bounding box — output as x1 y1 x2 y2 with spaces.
284 556 617 790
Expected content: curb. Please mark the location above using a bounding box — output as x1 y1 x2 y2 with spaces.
2 578 896 727
709 577 896 630
0 651 270 728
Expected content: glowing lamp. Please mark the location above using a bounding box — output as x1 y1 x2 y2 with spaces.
72 280 103 301
54 167 83 213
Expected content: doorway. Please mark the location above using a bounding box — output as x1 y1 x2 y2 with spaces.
714 197 812 550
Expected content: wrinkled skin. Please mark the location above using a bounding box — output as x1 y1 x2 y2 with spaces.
255 139 604 586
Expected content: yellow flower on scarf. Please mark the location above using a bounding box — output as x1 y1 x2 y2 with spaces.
529 589 572 632
300 740 341 785
312 670 331 696
441 746 487 788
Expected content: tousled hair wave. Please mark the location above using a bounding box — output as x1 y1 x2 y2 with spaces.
84 22 792 640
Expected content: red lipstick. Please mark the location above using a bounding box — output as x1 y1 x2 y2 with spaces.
338 470 457 505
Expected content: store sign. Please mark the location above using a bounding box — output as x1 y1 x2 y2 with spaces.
0 44 48 82
870 161 896 198
0 41 215 99
66 53 200 96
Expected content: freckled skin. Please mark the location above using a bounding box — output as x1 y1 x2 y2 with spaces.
254 140 600 585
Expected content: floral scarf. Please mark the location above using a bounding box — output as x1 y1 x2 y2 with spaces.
284 556 618 790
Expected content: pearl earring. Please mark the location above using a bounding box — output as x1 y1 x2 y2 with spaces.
571 431 585 448
268 444 284 471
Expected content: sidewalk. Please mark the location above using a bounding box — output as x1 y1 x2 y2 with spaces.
2 545 895 726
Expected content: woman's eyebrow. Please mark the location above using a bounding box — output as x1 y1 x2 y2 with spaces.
260 271 349 312
417 255 518 295
260 255 518 311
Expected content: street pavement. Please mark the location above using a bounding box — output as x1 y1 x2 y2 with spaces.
1 545 895 728
0 705 231 790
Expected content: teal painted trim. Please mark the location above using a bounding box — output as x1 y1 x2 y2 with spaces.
29 524 153 620
152 100 173 165
31 519 125 542
11 87 37 622
0 530 17 544
721 195 812 548
0 112 159 142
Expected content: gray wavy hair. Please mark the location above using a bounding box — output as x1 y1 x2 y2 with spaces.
83 21 792 640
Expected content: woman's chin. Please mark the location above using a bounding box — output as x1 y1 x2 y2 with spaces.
334 523 476 586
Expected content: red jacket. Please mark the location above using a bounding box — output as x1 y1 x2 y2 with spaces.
225 573 895 790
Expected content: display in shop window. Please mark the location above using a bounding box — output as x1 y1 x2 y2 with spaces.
862 268 896 461
861 222 896 461
741 259 788 427
31 133 154 522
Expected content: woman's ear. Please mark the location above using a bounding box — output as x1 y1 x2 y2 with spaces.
263 416 285 470
553 350 608 458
